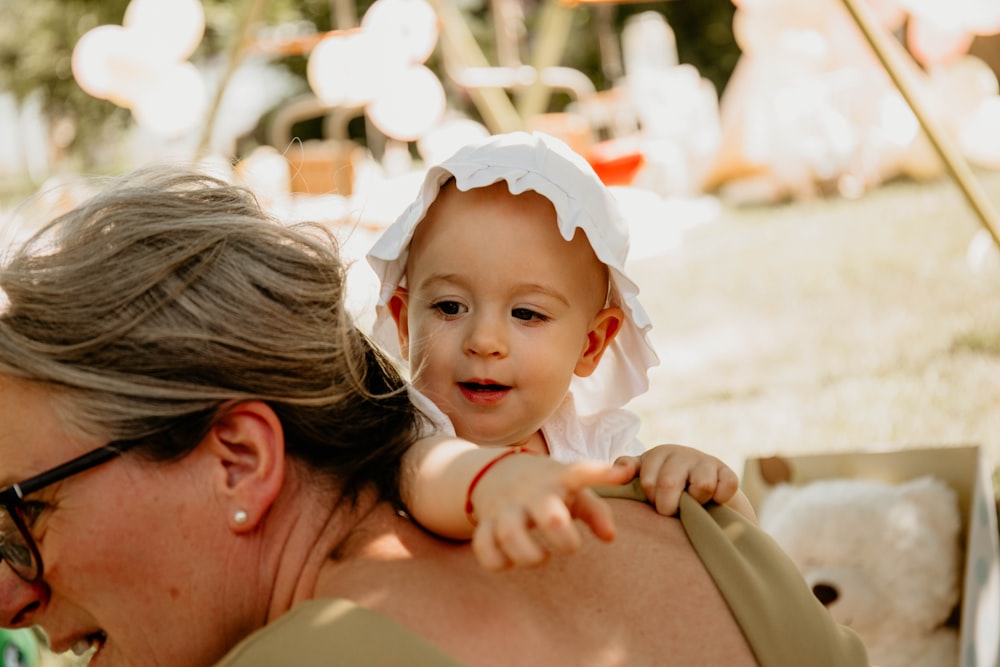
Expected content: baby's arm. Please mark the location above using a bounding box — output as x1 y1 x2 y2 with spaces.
614 445 757 522
400 435 635 569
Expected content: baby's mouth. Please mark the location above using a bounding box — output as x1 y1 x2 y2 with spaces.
459 382 510 392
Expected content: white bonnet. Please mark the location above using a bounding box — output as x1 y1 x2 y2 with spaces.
367 131 659 414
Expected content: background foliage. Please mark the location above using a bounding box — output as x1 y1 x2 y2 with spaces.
0 0 739 164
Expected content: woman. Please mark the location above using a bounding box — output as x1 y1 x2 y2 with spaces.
0 167 867 666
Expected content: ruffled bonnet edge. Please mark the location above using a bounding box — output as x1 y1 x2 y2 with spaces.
367 131 659 415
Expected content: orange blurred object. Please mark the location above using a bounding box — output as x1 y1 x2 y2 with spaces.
586 137 645 186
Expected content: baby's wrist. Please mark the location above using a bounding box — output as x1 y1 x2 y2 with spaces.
464 447 533 523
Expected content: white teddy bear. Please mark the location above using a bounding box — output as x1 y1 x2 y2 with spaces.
758 475 962 667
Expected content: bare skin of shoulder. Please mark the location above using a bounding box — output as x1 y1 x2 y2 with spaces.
317 498 758 667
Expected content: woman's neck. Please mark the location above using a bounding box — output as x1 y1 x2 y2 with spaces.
310 495 477 598
262 485 385 621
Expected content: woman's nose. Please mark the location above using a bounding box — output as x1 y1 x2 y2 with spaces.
0 566 47 629
464 314 508 358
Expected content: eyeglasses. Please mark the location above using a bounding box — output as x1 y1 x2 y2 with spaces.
0 444 127 582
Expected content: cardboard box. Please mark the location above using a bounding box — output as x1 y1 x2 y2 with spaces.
285 140 357 196
742 445 1000 667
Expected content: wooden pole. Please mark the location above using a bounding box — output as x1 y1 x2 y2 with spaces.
196 0 270 159
428 0 524 133
840 0 1000 249
514 0 576 119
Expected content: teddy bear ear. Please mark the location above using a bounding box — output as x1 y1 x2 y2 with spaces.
757 455 792 486
897 475 961 537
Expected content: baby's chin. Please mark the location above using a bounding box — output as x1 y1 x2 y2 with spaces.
452 421 545 452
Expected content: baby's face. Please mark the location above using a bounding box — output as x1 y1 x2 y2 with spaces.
394 182 610 447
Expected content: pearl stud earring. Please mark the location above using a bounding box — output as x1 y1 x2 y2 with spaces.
234 510 248 524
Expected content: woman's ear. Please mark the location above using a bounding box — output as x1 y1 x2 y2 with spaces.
203 401 285 533
575 306 624 377
387 287 411 362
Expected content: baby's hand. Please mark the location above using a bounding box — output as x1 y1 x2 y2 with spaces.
614 444 741 518
468 453 635 571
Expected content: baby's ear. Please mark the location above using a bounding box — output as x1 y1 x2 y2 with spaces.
387 288 410 361
575 306 624 377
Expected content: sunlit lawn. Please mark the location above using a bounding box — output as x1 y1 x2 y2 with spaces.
626 168 1000 501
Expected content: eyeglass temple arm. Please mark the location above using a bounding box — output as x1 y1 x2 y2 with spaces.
0 445 125 503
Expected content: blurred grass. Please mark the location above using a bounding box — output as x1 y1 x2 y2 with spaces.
626 169 1000 494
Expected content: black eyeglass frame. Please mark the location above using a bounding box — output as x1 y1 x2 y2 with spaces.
0 444 127 582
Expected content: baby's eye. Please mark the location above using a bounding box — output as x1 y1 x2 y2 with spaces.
432 301 466 317
512 308 548 322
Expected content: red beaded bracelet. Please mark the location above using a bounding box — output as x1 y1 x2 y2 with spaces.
464 447 530 521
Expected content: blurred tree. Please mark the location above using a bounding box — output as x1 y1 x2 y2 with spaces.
623 1 739 96
0 0 133 167
0 0 739 167
455 0 737 114
564 1 738 96
0 0 336 167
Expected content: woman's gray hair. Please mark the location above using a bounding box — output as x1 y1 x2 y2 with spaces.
0 166 417 504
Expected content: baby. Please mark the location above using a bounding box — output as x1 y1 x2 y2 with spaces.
369 132 754 570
